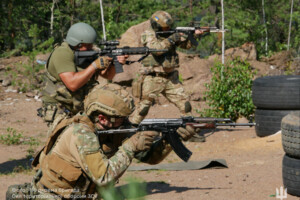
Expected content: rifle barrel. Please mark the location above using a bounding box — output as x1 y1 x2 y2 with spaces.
149 49 168 52
216 123 256 127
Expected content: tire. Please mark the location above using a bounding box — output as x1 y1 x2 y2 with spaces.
282 154 300 197
252 75 300 109
282 111 300 158
255 109 294 137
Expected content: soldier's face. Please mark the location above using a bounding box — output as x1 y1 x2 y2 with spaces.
78 43 93 51
97 114 125 129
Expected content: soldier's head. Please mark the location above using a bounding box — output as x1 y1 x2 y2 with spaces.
65 22 97 50
150 11 173 31
84 83 135 129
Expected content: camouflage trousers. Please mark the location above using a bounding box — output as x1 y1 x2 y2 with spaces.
6 183 59 200
131 71 192 124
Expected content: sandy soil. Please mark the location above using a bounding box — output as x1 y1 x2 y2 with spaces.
0 87 298 200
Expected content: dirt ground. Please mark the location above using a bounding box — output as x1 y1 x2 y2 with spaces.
0 46 299 199
0 86 298 200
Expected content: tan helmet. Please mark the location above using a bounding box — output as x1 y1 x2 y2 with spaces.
150 11 173 31
84 83 135 117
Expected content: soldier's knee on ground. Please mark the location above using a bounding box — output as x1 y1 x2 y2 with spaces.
6 183 32 200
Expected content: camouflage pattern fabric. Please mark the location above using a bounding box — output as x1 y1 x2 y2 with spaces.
140 28 193 73
73 122 134 187
131 71 191 124
38 103 69 129
6 182 58 200
7 112 172 198
31 112 170 197
131 27 193 124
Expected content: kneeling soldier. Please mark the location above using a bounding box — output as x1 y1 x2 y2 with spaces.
7 83 196 199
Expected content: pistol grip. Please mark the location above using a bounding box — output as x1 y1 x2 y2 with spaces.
113 57 124 73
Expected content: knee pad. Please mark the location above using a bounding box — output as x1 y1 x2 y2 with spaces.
139 106 150 117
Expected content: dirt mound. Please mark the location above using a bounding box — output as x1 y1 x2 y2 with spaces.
0 21 297 114
119 20 150 47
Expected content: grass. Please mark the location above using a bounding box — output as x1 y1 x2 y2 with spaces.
0 127 41 159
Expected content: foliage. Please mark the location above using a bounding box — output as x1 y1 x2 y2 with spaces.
200 59 255 121
0 127 40 146
0 127 40 159
0 127 23 145
0 0 299 58
99 176 147 200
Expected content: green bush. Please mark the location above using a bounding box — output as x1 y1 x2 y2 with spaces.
0 127 40 146
200 59 255 121
99 176 147 200
0 127 23 145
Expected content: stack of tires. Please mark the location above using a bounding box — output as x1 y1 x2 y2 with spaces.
281 111 300 196
252 75 300 137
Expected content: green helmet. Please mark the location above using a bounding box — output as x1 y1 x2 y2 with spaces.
66 22 97 46
150 11 173 31
84 83 135 118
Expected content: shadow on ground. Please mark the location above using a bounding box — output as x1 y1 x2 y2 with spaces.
114 181 231 199
0 158 32 174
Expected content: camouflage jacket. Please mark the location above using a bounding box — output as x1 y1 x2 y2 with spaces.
34 113 172 197
140 27 194 73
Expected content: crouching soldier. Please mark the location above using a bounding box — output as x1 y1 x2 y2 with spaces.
6 83 196 199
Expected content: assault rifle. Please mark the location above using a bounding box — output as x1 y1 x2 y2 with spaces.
96 116 255 162
156 26 228 46
74 40 167 73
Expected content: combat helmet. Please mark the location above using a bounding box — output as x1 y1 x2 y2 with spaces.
65 22 97 47
150 11 173 31
84 83 135 118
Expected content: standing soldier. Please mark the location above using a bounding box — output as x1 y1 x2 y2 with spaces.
38 22 127 129
6 83 196 199
131 11 204 125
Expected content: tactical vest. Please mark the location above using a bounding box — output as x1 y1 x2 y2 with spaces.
141 30 179 71
41 43 98 114
32 115 96 198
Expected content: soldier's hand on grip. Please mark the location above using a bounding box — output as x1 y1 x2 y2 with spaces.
92 56 112 70
117 55 128 65
176 125 196 141
126 131 159 152
168 33 181 45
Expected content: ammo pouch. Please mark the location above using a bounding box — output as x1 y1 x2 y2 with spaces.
37 104 57 122
132 75 145 99
41 48 96 116
141 48 179 69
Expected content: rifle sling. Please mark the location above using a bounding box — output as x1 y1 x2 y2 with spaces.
125 53 150 65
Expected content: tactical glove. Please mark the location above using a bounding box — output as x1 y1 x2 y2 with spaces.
125 131 159 152
176 125 197 141
168 33 181 45
91 56 112 70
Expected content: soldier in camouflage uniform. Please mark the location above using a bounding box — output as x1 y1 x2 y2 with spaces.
6 83 196 199
131 11 204 125
39 22 127 129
